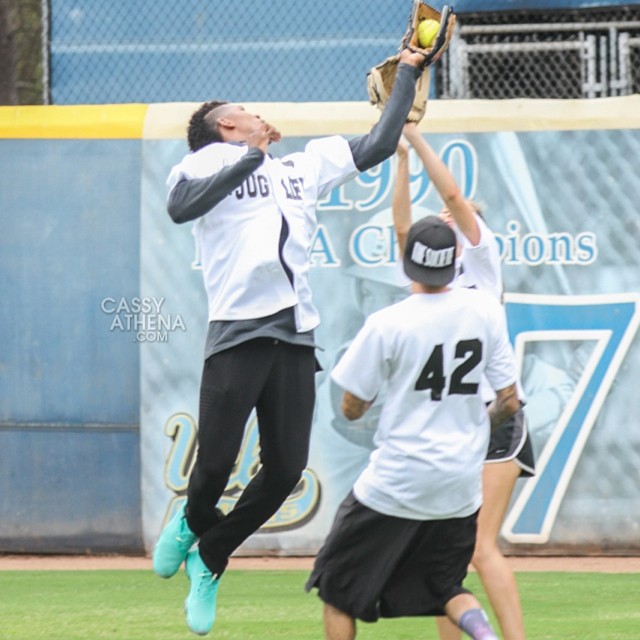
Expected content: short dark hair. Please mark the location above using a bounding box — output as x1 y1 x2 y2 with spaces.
187 100 228 152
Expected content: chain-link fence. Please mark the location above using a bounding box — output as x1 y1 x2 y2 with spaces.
3 3 640 105
440 6 640 99
44 2 640 105
46 0 410 104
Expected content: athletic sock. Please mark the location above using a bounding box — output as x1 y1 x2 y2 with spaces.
457 608 499 640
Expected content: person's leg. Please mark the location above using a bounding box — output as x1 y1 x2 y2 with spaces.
198 342 316 575
153 346 263 581
324 603 356 640
472 459 525 640
186 345 269 539
444 593 498 640
162 344 271 635
436 613 464 640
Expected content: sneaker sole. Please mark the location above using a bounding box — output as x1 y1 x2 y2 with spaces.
184 598 212 636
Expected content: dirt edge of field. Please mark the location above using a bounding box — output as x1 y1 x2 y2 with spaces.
1 554 639 572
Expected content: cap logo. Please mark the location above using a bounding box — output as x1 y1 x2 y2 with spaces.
411 241 454 268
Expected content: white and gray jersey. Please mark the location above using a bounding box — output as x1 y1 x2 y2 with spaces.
168 136 358 331
331 288 518 521
166 64 422 356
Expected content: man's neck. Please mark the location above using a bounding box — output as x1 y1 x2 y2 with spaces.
411 282 450 295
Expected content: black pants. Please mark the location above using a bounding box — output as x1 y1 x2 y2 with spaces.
186 338 316 576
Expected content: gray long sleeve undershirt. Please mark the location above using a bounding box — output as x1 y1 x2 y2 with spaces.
348 63 421 173
167 147 266 224
167 63 421 224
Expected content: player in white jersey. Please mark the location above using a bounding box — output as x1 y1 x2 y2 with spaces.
306 216 521 640
151 48 431 636
396 122 535 640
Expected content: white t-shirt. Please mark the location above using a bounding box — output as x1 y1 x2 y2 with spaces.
167 136 358 330
453 216 506 402
395 216 515 403
331 288 517 520
453 215 503 301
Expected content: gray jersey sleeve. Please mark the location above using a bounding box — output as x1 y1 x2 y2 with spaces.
167 147 265 224
348 63 421 172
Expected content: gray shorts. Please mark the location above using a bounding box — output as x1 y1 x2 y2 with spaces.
305 492 477 622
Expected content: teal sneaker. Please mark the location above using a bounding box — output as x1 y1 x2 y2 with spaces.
184 549 221 636
153 502 197 578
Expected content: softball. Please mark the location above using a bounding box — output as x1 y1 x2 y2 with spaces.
417 19 440 49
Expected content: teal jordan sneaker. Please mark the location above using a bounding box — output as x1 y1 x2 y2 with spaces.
153 502 197 578
184 548 221 636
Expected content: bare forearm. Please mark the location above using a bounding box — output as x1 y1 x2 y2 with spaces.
393 154 411 254
488 383 520 430
405 127 480 243
341 391 373 421
407 129 459 203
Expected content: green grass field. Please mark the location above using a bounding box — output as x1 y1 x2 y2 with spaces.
1 569 638 639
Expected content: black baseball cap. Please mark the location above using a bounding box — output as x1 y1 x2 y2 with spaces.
403 216 456 287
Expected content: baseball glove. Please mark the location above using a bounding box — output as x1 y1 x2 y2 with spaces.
402 2 456 66
367 56 432 123
366 3 456 123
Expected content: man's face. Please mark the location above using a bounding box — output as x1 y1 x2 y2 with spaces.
225 104 265 134
209 104 267 141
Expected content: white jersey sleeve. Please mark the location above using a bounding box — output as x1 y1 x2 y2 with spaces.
455 215 503 301
166 142 245 190
302 136 359 198
483 297 519 393
331 316 389 403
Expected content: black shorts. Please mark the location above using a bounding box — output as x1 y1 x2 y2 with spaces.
305 492 477 623
486 407 535 477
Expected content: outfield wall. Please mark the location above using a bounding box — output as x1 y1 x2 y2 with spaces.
0 106 146 552
1 98 639 554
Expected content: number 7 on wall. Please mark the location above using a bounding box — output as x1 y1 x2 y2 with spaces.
501 293 640 544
